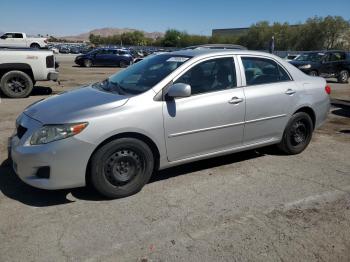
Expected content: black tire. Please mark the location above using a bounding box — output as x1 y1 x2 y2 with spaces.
309 70 318 77
83 59 92 68
277 112 313 155
119 60 128 68
30 43 40 49
0 70 33 98
337 70 349 83
90 138 154 198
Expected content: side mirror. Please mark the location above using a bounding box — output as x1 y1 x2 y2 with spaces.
167 83 191 98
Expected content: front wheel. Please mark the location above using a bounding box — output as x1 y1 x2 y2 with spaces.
83 59 92 67
90 138 154 198
277 112 313 155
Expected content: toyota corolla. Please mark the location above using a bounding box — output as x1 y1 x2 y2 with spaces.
9 49 330 198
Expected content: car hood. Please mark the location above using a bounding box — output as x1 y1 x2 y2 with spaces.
24 85 129 124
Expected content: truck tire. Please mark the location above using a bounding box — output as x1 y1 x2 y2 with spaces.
338 70 349 83
30 43 40 49
0 71 33 98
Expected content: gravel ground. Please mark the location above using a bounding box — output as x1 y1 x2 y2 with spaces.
0 54 350 261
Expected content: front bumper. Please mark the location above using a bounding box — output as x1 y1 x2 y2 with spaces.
9 113 96 190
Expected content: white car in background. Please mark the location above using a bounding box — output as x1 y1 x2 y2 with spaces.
0 48 58 98
0 32 48 49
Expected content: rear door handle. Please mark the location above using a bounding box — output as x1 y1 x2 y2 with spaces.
285 89 296 95
228 97 244 104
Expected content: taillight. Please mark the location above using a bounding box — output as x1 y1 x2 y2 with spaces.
325 85 331 95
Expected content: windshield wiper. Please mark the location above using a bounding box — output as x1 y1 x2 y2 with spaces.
111 81 143 95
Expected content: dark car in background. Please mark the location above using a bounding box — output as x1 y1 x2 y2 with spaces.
74 48 133 67
290 50 350 83
59 45 70 54
69 46 81 54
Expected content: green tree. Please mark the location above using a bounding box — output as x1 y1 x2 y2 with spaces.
322 16 350 49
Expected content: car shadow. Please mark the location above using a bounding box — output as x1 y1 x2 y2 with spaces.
31 86 53 96
0 86 54 99
0 148 271 207
72 65 122 68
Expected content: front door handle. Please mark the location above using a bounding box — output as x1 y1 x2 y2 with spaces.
285 89 296 95
228 97 244 104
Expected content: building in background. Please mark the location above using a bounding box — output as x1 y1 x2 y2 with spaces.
212 27 249 37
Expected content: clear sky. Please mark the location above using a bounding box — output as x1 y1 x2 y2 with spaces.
0 0 349 36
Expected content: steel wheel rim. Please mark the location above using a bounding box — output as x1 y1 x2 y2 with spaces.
7 76 27 93
290 120 309 146
104 149 145 186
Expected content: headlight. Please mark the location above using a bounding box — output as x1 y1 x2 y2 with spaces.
299 64 311 69
30 122 88 145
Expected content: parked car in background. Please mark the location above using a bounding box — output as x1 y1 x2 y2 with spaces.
284 54 299 62
80 46 94 54
48 45 59 54
0 32 48 49
74 48 133 67
133 51 167 63
69 46 81 54
0 48 58 98
59 45 70 54
9 49 330 198
290 50 350 83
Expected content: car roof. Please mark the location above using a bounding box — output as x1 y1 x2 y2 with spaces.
165 49 278 59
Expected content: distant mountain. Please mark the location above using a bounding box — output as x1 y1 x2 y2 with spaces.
61 27 164 41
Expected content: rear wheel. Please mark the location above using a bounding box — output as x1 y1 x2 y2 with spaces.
338 70 349 83
119 60 128 68
278 112 313 155
0 70 33 98
309 70 318 77
90 138 154 198
30 43 40 49
83 59 92 67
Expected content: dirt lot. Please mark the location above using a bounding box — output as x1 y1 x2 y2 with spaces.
0 54 350 261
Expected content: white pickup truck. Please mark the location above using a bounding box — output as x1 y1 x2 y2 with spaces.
0 49 59 98
0 32 48 49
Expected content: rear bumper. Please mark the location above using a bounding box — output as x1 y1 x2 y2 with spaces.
47 71 59 81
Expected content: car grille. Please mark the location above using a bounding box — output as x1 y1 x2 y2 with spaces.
17 125 28 139
46 55 55 68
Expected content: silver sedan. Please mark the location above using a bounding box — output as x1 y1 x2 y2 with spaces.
9 49 330 198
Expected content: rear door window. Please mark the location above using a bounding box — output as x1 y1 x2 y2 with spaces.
242 57 291 86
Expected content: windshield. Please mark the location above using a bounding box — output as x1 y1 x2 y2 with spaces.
295 53 324 62
93 54 191 95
